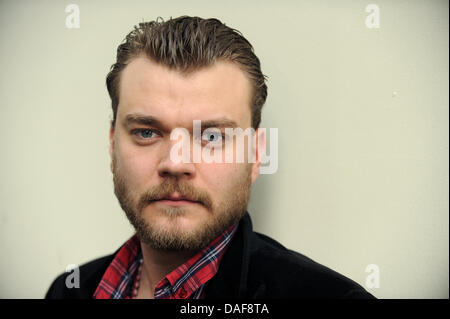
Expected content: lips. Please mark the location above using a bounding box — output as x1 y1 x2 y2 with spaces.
157 193 200 206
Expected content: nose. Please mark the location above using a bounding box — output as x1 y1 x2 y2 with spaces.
157 138 196 179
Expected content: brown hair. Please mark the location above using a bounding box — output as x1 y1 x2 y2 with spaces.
106 16 268 129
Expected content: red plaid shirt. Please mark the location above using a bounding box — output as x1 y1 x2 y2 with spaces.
93 223 238 299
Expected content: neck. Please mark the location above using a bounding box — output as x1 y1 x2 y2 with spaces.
136 241 197 298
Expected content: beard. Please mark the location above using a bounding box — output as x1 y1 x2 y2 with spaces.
112 151 252 252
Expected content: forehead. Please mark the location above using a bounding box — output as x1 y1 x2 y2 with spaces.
117 56 253 129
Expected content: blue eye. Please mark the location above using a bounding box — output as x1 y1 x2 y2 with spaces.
135 129 155 139
202 131 222 143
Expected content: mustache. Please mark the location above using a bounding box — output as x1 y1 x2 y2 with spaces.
137 178 213 211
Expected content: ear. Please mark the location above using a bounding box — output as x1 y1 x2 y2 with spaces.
109 122 115 173
251 127 267 184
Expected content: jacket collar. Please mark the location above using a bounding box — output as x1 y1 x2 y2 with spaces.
204 211 252 298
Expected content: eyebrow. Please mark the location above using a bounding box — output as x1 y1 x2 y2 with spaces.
123 114 169 132
123 113 239 131
200 118 239 129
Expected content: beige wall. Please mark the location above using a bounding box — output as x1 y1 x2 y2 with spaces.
0 0 448 298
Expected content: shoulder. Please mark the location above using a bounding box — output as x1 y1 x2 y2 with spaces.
45 254 114 299
246 232 375 299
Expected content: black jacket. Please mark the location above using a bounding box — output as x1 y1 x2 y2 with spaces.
45 212 375 299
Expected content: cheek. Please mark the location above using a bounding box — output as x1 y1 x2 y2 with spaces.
198 163 247 194
115 143 158 186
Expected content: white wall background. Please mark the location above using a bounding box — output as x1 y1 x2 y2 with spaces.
0 0 448 299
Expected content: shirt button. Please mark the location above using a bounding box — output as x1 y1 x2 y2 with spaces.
178 289 188 299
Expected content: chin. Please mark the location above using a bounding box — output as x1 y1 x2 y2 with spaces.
140 211 216 251
145 205 209 228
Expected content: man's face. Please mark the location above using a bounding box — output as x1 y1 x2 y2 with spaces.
109 56 264 251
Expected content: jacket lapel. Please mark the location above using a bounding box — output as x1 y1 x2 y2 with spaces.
204 212 252 298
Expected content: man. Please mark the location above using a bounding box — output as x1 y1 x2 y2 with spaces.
46 16 374 299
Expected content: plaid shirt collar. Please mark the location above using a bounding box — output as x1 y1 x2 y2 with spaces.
93 223 238 299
